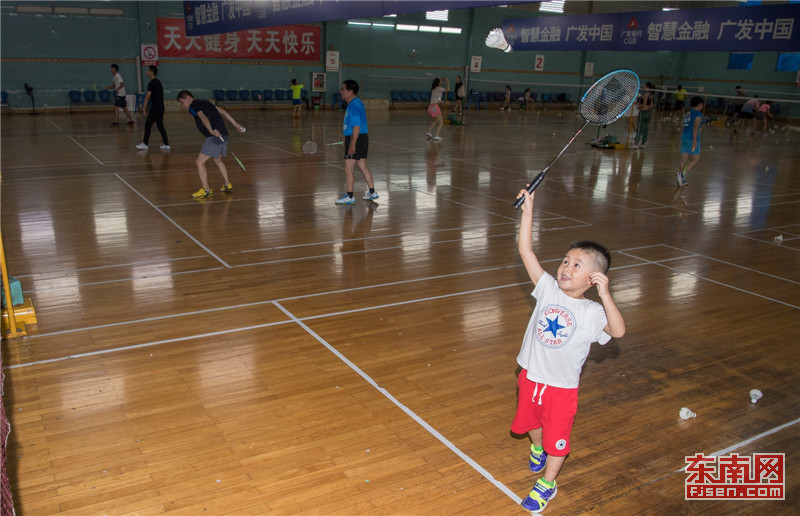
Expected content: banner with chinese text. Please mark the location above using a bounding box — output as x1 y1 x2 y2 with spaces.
503 4 799 52
157 17 320 61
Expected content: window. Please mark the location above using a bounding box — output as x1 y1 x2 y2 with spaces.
728 52 753 70
776 52 800 72
540 1 565 14
426 10 448 21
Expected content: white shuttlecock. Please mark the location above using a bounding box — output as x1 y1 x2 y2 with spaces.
679 407 696 420
750 389 763 404
485 28 512 53
240 126 247 133
775 234 784 242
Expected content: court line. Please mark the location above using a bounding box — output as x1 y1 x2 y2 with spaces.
272 300 523 506
674 417 800 473
67 135 104 165
43 116 64 132
114 173 231 268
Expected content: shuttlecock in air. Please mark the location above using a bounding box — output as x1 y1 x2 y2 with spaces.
774 234 784 242
750 389 763 404
679 407 696 420
485 28 512 53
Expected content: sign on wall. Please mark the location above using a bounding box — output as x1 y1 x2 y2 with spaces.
470 56 482 73
326 51 340 72
141 44 159 66
503 3 800 52
157 17 320 61
534 55 545 72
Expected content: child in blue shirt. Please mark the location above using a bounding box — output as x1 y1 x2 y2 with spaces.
335 80 378 205
677 97 704 187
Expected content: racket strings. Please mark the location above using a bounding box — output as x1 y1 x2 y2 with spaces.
578 71 639 125
302 141 320 154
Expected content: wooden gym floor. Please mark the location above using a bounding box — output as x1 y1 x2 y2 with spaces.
1 105 798 515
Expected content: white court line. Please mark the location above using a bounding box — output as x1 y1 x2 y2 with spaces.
68 135 104 165
675 417 800 473
114 173 231 268
272 300 523 506
43 116 63 132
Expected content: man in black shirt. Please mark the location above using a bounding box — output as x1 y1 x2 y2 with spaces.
136 66 170 150
176 90 245 198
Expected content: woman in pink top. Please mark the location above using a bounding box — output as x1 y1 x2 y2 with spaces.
755 101 772 136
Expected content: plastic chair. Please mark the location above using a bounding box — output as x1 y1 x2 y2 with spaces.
98 89 111 102
274 89 286 101
390 90 401 106
331 92 343 109
410 91 420 101
134 92 145 112
0 91 7 106
68 90 82 103
447 91 455 102
251 89 262 100
84 90 96 102
213 90 225 102
226 90 237 101
262 89 273 101
239 90 250 101
400 91 411 101
286 89 293 100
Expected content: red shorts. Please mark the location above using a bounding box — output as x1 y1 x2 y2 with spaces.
510 369 578 456
427 104 441 118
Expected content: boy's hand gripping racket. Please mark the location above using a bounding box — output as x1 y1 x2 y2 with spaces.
512 70 640 209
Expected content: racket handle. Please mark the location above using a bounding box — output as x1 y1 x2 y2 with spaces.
512 171 546 209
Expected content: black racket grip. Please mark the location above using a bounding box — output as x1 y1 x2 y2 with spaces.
512 171 546 209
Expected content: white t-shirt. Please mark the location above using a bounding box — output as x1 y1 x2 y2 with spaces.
113 73 126 97
430 86 444 106
517 272 610 389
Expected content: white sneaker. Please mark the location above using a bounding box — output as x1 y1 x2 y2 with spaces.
335 193 355 205
433 136 443 141
160 144 171 150
135 143 148 150
362 191 379 200
426 132 433 139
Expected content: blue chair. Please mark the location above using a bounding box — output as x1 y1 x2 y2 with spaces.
469 90 486 110
447 91 455 102
262 89 273 101
301 89 308 98
331 92 343 109
134 93 146 112
226 90 237 101
239 90 250 101
390 90 401 106
84 90 96 102
540 93 550 103
251 89 262 100
98 89 111 102
410 91 420 101
419 91 428 101
1 91 7 106
68 90 82 103
400 90 411 101
286 89 293 100
274 89 286 101
213 90 225 102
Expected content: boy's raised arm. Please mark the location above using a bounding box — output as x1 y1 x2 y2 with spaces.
517 189 545 285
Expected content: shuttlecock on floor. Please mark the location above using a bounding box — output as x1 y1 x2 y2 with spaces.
750 389 763 404
485 28 512 53
774 234 784 242
679 407 696 420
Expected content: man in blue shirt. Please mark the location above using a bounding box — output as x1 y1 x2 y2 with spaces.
336 80 378 205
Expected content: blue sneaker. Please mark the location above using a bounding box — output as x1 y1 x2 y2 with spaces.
362 191 379 201
521 478 557 513
528 447 548 473
335 193 355 205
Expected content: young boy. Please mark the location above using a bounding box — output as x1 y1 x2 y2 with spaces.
677 96 704 187
512 188 625 513
176 90 245 198
290 78 304 119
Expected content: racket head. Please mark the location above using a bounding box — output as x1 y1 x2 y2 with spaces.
302 140 320 154
578 69 639 125
233 154 246 172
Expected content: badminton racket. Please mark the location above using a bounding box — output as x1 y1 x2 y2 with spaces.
217 134 246 172
485 28 512 53
512 69 639 209
302 140 344 154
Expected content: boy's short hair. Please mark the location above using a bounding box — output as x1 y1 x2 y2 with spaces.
110 64 119 72
342 79 359 95
291 78 297 84
148 65 158 76
690 96 703 107
176 90 193 101
569 240 611 274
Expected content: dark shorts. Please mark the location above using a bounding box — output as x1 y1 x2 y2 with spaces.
680 138 701 155
756 111 766 120
115 96 127 108
675 100 684 110
344 134 368 160
292 99 301 106
740 111 755 120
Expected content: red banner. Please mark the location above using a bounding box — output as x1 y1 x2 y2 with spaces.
157 17 320 61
